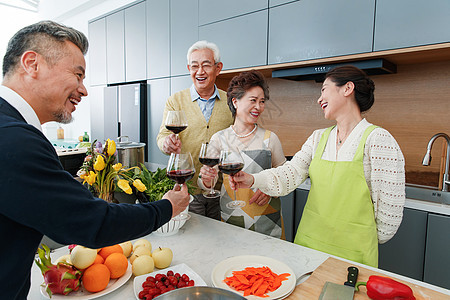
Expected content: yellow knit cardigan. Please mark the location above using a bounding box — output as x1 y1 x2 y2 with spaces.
156 88 234 192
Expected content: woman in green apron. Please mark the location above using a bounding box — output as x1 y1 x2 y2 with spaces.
198 71 287 238
231 66 405 267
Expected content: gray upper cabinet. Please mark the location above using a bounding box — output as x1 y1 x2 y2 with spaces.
198 0 268 25
170 75 193 96
125 1 147 82
424 213 450 290
88 18 107 86
268 0 375 64
269 0 298 7
374 0 450 51
147 78 170 165
106 10 125 84
170 0 199 76
378 208 427 281
147 0 170 79
199 10 268 70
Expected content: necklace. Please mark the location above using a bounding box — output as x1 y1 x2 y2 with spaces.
231 124 257 138
337 124 357 145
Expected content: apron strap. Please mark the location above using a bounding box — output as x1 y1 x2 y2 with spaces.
263 130 271 148
314 126 335 159
353 125 379 162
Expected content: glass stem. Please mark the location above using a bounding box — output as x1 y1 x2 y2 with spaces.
210 178 214 194
233 190 237 202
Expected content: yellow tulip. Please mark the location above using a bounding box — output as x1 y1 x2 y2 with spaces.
113 163 122 172
107 139 116 156
133 179 147 192
94 155 105 171
86 171 97 185
118 179 132 194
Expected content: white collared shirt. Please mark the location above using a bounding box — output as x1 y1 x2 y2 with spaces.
0 85 42 132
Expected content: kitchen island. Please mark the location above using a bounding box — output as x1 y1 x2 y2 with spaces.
29 213 450 299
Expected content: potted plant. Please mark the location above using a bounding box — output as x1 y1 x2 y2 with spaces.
121 164 195 203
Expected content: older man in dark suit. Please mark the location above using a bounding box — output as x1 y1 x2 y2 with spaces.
0 21 190 299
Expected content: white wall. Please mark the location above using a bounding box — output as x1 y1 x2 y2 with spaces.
1 0 139 141
0 7 39 75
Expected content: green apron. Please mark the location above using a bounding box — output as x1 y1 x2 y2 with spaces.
294 125 379 267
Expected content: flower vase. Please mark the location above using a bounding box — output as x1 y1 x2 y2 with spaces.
99 192 118 204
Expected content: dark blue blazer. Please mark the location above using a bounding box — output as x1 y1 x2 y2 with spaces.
0 97 172 299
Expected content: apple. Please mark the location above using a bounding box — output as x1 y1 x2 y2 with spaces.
152 247 173 269
119 241 133 257
130 246 151 264
132 255 154 276
133 239 152 252
70 245 98 269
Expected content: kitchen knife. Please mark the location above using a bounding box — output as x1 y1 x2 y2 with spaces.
318 266 359 300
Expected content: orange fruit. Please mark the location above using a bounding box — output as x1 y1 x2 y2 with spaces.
82 264 110 292
104 252 129 278
92 254 104 265
98 244 123 260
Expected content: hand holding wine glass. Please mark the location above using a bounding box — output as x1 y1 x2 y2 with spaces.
229 170 255 190
199 143 220 198
162 183 190 219
167 152 195 220
219 149 246 209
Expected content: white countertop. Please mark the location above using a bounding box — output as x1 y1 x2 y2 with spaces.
28 213 450 299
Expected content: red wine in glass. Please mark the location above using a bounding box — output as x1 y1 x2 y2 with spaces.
167 169 195 184
218 163 244 176
165 111 188 139
199 157 220 167
199 143 220 198
165 125 187 134
219 149 246 209
166 152 195 220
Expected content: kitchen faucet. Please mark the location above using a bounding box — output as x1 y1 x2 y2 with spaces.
422 133 450 192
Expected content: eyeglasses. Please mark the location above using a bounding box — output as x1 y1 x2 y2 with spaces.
189 62 217 72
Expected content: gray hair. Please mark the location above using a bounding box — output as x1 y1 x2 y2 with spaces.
2 20 88 77
186 40 221 64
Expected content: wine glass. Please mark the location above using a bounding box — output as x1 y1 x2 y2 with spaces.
167 152 195 220
219 149 246 209
165 110 188 139
199 143 220 198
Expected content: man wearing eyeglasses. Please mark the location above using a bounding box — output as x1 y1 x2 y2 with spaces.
157 41 234 220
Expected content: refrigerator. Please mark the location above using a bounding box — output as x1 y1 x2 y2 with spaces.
103 82 148 161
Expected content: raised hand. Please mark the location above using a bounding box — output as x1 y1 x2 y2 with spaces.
249 189 271 206
163 134 181 154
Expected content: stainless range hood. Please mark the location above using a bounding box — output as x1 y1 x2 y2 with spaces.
272 58 397 82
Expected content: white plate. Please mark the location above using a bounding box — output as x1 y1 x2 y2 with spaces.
40 263 132 300
133 263 207 299
211 255 296 300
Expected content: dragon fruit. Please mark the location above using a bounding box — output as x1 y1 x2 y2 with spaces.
68 244 77 253
35 244 82 297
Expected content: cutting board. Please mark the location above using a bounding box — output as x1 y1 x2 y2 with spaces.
286 257 448 300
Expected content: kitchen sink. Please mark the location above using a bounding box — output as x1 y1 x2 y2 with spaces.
405 185 450 205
